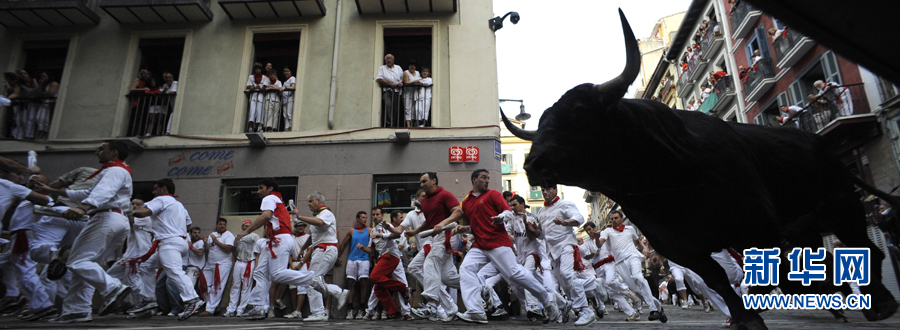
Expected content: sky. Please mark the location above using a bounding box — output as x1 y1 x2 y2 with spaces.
493 0 693 216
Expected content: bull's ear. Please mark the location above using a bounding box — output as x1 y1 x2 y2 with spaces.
593 8 640 102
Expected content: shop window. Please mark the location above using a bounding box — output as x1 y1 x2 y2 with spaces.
221 177 297 216
374 174 420 213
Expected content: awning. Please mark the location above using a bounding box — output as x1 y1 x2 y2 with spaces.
354 0 456 15
99 0 213 23
0 0 100 27
218 0 326 19
819 113 881 155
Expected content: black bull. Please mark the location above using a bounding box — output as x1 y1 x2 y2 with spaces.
502 9 898 330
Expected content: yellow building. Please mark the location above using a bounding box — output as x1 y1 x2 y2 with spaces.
633 11 685 108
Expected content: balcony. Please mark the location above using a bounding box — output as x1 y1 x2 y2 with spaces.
99 0 213 23
729 2 761 39
677 68 695 99
4 96 57 140
127 91 177 137
698 77 734 114
355 0 456 14
379 85 432 128
786 83 875 142
742 58 777 102
700 21 724 60
501 164 515 174
242 88 296 133
0 0 99 27
528 190 542 200
218 0 326 19
773 29 816 69
689 54 708 82
655 79 674 101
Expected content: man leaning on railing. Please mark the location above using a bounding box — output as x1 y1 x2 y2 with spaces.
376 54 403 127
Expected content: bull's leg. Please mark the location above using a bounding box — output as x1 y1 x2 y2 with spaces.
821 191 898 321
679 255 767 330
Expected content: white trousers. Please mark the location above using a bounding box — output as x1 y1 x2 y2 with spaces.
248 234 319 308
615 255 661 312
297 242 342 315
1 232 51 310
711 249 743 296
670 263 687 291
460 246 552 316
248 95 263 123
365 259 411 315
683 265 730 317
226 259 256 313
36 103 51 132
422 241 460 313
29 210 85 265
62 212 129 315
202 261 232 312
139 237 198 304
550 245 590 313
597 262 634 315
282 99 293 129
405 246 426 284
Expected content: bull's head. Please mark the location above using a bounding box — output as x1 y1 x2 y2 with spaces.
502 8 640 189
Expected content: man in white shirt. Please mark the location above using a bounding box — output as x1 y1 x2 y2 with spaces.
47 141 135 323
186 227 205 286
201 218 235 316
129 179 202 320
224 220 260 317
583 222 635 318
597 210 667 323
395 190 427 284
162 72 178 135
106 199 154 309
375 53 404 127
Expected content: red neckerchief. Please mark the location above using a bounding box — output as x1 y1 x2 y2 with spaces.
544 196 559 207
84 160 132 181
293 232 306 237
253 73 263 84
268 76 278 85
353 225 366 230
313 205 330 216
613 225 625 232
572 245 587 271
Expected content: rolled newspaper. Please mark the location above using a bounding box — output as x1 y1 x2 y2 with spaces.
33 205 90 221
417 222 458 239
27 151 37 167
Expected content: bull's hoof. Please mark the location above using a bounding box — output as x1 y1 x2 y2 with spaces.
863 299 899 321
729 316 768 330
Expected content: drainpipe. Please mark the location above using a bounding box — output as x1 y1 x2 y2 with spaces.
327 0 343 129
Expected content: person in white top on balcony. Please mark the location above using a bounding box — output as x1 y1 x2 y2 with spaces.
129 179 203 320
814 80 854 116
597 210 667 323
161 72 178 135
750 49 763 68
35 71 58 140
45 141 135 323
245 62 269 132
12 70 41 140
415 67 433 127
224 220 259 317
281 67 296 131
402 60 420 128
200 218 234 316
375 54 404 127
262 69 283 132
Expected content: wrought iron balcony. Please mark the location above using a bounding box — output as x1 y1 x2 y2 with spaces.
742 58 776 102
99 0 213 23
700 21 724 60
354 0 456 14
677 67 695 99
698 78 734 114
784 83 871 135
772 29 816 69
0 0 99 27
218 0 326 19
729 2 761 39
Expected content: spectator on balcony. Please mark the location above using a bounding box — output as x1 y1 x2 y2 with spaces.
144 79 165 137
282 67 296 132
814 80 854 116
402 60 421 128
130 69 152 93
700 83 712 102
12 69 40 140
245 62 269 132
129 69 152 136
263 69 283 132
750 49 764 69
806 92 832 128
414 67 433 127
265 62 273 73
729 0 740 14
376 53 403 127
161 72 178 135
738 66 749 82
35 71 59 140
775 105 805 126
767 27 785 42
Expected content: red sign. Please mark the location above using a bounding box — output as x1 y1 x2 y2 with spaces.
449 146 464 163
465 146 480 163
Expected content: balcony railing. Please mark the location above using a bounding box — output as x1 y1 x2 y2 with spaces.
501 163 516 174
243 89 295 133
772 29 801 63
729 2 761 39
698 78 733 114
127 92 177 137
656 80 674 101
772 28 815 69
4 97 57 140
380 85 432 128
699 21 723 59
784 83 870 134
742 58 776 96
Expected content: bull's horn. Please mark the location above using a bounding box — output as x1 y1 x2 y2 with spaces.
500 106 535 141
594 8 640 99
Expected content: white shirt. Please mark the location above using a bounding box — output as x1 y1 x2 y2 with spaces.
376 64 403 92
254 237 269 255
400 209 426 252
144 195 190 241
419 77 433 98
370 222 401 258
0 178 31 217
9 197 49 232
505 211 548 264
309 209 337 246
246 74 270 89
292 234 309 260
265 80 283 102
162 81 178 94
282 76 296 100
260 195 284 231
207 231 235 265
186 238 205 268
125 216 154 259
55 167 98 208
600 225 642 262
234 232 260 262
579 239 597 259
66 166 133 213
536 199 584 259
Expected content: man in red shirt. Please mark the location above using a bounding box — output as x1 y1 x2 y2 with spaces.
440 169 560 324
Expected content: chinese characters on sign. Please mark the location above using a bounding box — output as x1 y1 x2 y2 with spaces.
742 247 870 287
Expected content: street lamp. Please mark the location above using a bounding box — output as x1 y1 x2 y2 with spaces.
500 99 530 122
489 11 520 32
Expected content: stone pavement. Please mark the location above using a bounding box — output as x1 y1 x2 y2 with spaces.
1 306 898 329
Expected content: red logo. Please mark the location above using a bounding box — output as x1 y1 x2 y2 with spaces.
168 152 185 166
217 160 234 174
449 146 464 163
465 146 479 163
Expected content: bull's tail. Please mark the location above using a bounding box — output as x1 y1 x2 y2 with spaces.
849 175 900 211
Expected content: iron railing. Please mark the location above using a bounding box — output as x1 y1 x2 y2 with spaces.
772 28 804 63
784 83 870 133
728 1 756 34
698 77 733 114
699 21 720 55
127 91 176 137
742 58 776 94
380 85 432 128
5 96 57 140
243 88 295 132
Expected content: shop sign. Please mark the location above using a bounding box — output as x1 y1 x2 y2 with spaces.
449 146 464 163
465 146 480 163
167 150 236 178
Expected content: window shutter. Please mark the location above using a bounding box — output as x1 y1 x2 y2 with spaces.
788 81 804 106
755 27 772 59
822 51 843 85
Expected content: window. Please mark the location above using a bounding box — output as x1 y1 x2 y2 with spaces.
221 178 297 216
501 153 513 174
380 27 433 128
244 32 301 133
6 39 70 140
127 37 185 137
373 174 420 214
877 76 900 102
502 180 513 193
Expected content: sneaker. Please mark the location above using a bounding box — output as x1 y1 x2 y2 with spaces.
127 300 159 314
648 307 667 323
574 309 597 326
380 311 388 320
402 314 413 321
626 312 640 321
267 308 275 318
284 311 303 319
245 307 267 321
336 289 350 311
681 301 690 309
355 309 366 319
526 309 542 322
47 245 71 281
19 305 57 321
274 299 286 310
704 300 712 313
491 308 508 317
411 305 436 320
98 285 132 316
224 311 236 317
178 298 203 321
384 312 404 321
48 312 92 324
362 312 376 320
613 302 621 311
439 310 455 322
720 317 732 328
303 313 328 322
198 311 213 317
167 312 177 316
542 303 559 324
346 309 355 320
311 276 328 295
561 300 573 323
458 312 488 324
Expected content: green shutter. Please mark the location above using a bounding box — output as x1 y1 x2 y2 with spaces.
787 81 804 106
822 51 842 85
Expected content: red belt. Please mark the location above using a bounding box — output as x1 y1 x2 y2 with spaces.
89 208 125 216
592 255 615 269
316 243 338 250
572 245 587 272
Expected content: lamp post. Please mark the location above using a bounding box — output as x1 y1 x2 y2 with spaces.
500 99 530 122
489 11 520 32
